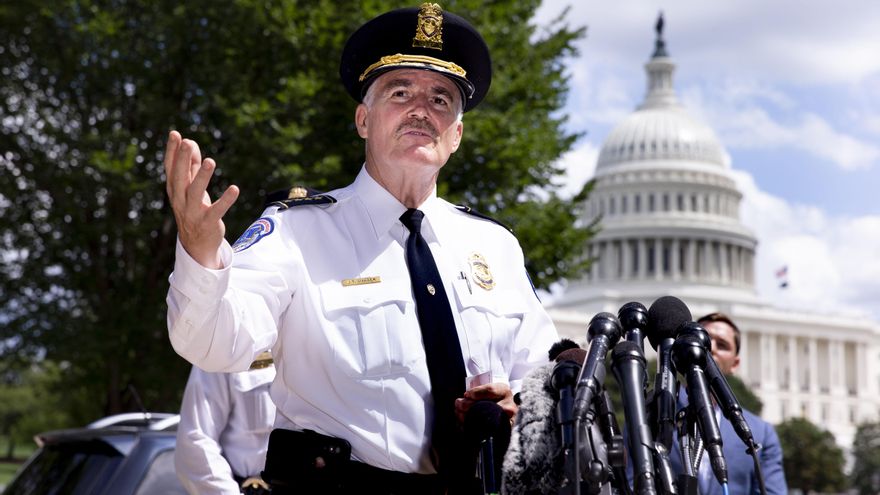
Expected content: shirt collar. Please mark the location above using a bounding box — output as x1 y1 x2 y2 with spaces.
352 165 441 241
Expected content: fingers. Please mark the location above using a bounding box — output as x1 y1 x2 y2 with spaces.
188 157 215 205
463 382 512 402
208 184 240 222
170 138 194 205
187 139 202 182
164 131 181 197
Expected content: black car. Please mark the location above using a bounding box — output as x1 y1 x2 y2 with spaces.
2 413 188 495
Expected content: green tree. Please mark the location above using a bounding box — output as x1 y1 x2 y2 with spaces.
851 421 880 495
0 1 592 419
0 363 70 459
726 373 762 415
776 417 847 493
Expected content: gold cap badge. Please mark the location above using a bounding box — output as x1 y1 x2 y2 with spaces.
468 252 495 291
288 186 308 199
413 3 443 50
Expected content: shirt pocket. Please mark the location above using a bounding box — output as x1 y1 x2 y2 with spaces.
452 280 526 381
232 381 275 433
319 278 418 379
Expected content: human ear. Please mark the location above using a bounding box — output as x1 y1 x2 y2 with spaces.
355 104 369 138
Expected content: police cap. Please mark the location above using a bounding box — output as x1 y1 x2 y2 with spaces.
340 3 492 112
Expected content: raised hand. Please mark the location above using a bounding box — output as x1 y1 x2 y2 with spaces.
164 130 240 269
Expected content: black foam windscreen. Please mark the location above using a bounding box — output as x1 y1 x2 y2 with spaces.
464 400 511 444
646 296 692 350
548 338 580 362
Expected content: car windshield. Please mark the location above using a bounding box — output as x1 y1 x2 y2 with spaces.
3 440 123 495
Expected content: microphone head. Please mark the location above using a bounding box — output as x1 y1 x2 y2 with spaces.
618 301 648 331
548 338 580 361
548 359 581 395
676 321 712 349
611 340 646 365
464 400 510 441
646 296 692 350
555 347 587 364
671 332 708 371
587 312 622 344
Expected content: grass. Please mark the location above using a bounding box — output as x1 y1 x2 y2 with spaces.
0 461 25 488
0 437 36 488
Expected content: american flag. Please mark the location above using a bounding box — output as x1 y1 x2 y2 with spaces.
775 265 789 288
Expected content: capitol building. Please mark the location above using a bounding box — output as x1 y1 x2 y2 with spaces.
547 23 880 452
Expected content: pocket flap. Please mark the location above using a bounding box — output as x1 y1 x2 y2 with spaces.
453 281 527 317
319 277 413 313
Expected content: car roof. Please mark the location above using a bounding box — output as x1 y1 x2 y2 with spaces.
35 412 180 456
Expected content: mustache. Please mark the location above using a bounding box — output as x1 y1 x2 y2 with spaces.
396 118 438 139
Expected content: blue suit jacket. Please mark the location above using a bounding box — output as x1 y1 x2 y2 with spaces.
670 406 788 495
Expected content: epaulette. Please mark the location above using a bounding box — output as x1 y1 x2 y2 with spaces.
263 185 337 210
263 185 325 208
455 204 514 234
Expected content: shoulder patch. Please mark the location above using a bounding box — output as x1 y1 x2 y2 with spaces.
270 194 337 211
232 217 275 253
455 205 514 234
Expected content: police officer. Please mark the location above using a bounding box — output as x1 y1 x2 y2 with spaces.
175 355 275 495
164 4 558 493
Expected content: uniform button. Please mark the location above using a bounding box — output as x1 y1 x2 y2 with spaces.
363 297 372 304
201 275 211 284
185 320 193 329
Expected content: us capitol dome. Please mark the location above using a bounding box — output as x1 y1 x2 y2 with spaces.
548 17 880 455
555 19 759 312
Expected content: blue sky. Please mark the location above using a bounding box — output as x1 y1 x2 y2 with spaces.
533 0 880 319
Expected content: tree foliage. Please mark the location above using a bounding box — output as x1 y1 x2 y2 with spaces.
0 363 70 458
776 417 847 494
850 421 880 495
726 373 762 415
0 0 591 418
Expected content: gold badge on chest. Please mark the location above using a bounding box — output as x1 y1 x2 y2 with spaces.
468 252 495 291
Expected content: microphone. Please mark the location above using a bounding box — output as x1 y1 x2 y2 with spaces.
502 362 565 494
573 312 622 422
671 332 728 485
645 296 691 449
618 301 649 353
611 341 656 494
464 400 511 495
549 338 581 361
676 323 755 450
503 341 593 494
549 348 587 452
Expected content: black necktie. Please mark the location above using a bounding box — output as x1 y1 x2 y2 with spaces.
399 208 467 475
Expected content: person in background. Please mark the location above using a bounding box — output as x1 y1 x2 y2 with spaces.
175 352 276 495
681 312 788 495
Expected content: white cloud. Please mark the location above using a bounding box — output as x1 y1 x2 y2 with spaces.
553 141 600 199
733 170 880 318
535 0 880 85
681 84 880 171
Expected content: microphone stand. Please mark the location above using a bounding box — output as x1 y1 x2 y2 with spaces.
568 386 620 495
674 408 699 495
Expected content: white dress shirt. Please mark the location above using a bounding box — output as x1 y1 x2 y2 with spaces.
167 165 559 474
175 365 276 495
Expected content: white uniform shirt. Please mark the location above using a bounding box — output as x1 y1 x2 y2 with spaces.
175 365 276 495
167 166 558 474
